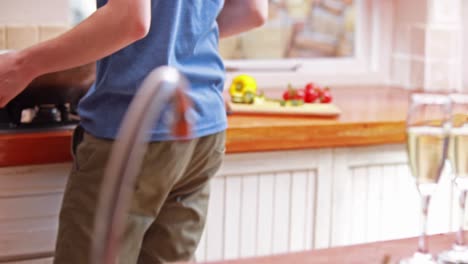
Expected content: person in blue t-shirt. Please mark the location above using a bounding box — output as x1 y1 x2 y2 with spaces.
0 1 268 263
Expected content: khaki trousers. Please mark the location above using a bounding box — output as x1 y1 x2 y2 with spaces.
53 126 225 264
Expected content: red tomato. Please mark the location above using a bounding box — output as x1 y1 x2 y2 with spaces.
282 90 292 100
283 84 295 100
304 89 318 103
320 88 333 103
295 89 305 100
283 85 305 101
314 86 324 97
304 83 315 91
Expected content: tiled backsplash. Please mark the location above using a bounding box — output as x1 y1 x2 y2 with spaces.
0 25 69 50
391 0 464 92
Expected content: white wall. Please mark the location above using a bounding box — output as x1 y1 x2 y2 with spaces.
463 1 468 89
392 0 428 55
0 0 69 24
390 0 427 89
390 0 465 92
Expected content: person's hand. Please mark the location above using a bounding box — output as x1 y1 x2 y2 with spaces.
0 52 36 107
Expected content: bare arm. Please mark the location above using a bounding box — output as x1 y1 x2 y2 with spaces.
217 0 269 39
0 0 151 106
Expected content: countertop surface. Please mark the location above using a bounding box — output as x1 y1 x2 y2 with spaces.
0 86 409 167
226 85 408 153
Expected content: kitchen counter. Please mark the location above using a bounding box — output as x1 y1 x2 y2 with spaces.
0 86 409 167
227 85 408 153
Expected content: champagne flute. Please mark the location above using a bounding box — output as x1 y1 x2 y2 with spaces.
400 94 451 264
438 93 468 264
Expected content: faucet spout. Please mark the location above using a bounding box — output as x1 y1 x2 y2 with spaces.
90 66 191 264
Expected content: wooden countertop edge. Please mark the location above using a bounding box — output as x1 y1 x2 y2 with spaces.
0 130 73 167
0 121 406 167
226 121 406 153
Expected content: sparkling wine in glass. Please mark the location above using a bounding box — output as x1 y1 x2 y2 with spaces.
400 94 451 264
438 93 468 264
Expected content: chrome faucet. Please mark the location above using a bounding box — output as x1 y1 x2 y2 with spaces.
90 66 192 264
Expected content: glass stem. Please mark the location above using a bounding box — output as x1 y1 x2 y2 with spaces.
456 189 467 246
418 195 431 254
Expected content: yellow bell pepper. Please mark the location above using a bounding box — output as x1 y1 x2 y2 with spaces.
229 75 258 104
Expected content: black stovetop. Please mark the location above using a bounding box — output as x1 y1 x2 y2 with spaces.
0 104 79 133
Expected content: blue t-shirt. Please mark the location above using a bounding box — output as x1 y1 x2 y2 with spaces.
78 0 227 141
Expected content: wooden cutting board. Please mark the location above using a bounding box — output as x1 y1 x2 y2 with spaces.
227 101 341 117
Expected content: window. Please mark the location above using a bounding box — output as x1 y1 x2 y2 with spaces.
68 0 391 86
224 0 393 87
220 0 356 60
70 0 95 25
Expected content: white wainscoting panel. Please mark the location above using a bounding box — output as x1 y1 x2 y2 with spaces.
196 149 333 262
331 145 456 247
0 145 458 263
0 163 70 263
197 144 457 262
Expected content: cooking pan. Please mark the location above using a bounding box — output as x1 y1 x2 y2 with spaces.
4 60 96 124
11 62 96 108
0 50 94 105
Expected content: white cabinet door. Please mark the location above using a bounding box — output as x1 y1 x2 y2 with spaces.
196 149 334 262
196 144 457 261
330 144 456 247
0 163 69 263
0 145 457 263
